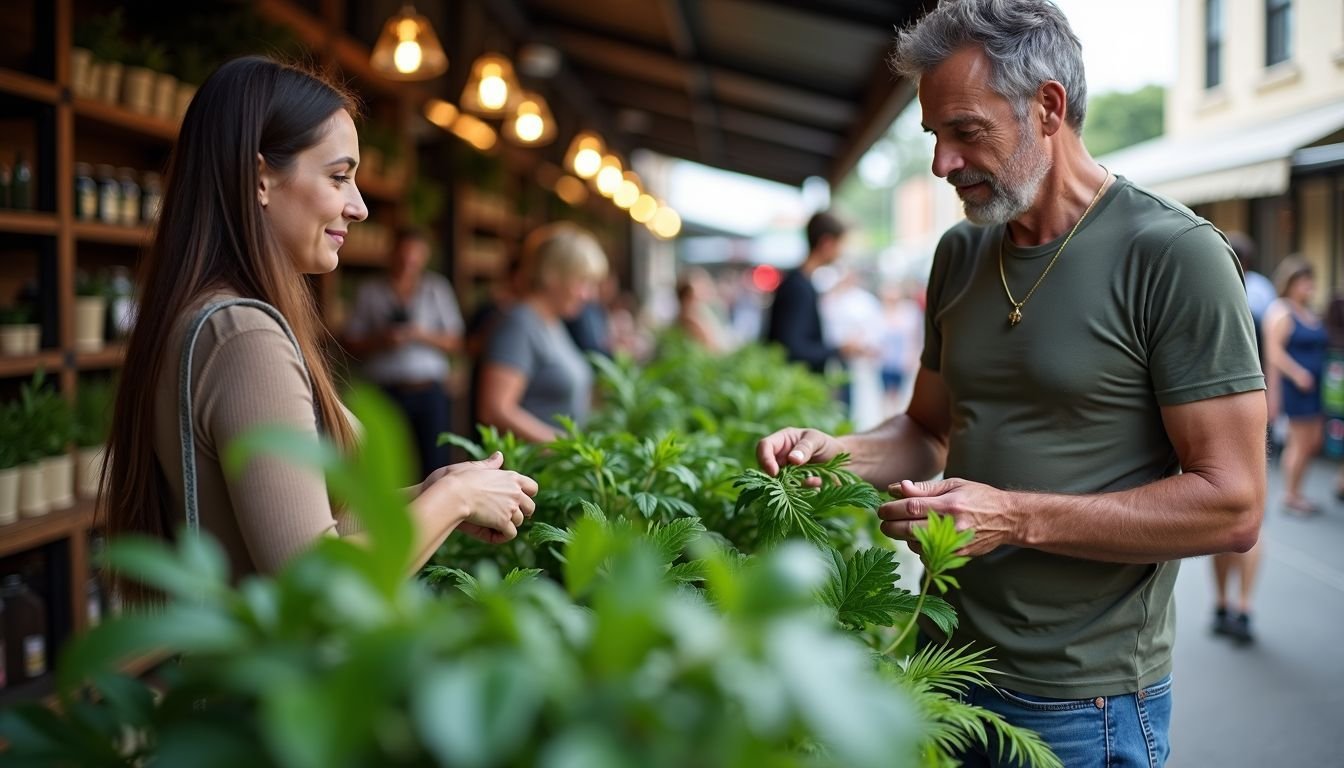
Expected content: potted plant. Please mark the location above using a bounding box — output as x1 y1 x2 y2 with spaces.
149 46 179 121
0 303 39 356
122 37 167 115
75 272 108 353
0 401 20 525
37 378 76 511
73 377 115 500
14 372 52 517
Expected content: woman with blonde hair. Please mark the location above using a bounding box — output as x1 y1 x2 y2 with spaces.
1263 256 1328 517
478 222 609 442
103 57 536 594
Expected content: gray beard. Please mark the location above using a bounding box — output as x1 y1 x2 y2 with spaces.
952 131 1052 226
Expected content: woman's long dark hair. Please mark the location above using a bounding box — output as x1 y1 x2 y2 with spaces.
103 57 358 592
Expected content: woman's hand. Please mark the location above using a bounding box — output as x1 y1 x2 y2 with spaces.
420 452 539 543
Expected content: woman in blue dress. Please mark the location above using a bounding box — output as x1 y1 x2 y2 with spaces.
1264 257 1329 516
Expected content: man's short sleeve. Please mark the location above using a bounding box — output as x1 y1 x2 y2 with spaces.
1145 225 1265 405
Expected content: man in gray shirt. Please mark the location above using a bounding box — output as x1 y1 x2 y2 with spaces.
344 228 463 475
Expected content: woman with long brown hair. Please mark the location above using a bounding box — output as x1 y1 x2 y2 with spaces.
102 56 536 589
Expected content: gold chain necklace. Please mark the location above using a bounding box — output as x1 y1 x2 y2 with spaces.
998 170 1109 327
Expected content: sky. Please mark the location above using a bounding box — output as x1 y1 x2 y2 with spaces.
668 1 1179 236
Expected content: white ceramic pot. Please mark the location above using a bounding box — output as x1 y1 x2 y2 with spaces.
42 454 74 511
22 325 39 354
17 462 47 518
99 61 124 104
122 66 155 114
74 296 107 353
0 467 19 525
76 445 105 499
71 47 95 99
153 72 178 121
0 326 29 356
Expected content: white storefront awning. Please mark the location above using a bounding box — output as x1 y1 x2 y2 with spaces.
1099 100 1344 205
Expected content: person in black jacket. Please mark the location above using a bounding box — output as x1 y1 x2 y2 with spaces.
765 211 857 373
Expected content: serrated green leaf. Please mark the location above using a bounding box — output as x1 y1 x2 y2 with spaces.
632 491 658 518
650 517 705 563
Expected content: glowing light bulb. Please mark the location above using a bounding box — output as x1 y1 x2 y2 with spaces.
614 180 640 209
596 164 623 197
394 40 423 73
631 194 657 223
573 148 602 178
652 206 682 239
479 63 507 110
514 113 544 142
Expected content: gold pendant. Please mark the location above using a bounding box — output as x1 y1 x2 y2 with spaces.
1008 307 1022 326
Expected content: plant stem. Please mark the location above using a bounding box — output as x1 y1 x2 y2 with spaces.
883 568 932 656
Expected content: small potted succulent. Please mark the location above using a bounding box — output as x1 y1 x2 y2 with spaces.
0 401 20 525
74 377 115 500
75 272 109 353
0 303 39 356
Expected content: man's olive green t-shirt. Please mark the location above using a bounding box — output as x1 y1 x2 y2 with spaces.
920 176 1263 699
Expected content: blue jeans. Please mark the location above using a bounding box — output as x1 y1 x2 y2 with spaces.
954 675 1173 767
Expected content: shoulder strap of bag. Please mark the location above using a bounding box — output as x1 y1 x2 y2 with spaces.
178 299 319 533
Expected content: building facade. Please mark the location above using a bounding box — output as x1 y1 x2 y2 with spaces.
1105 0 1344 296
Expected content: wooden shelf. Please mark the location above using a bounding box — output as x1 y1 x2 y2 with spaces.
0 210 59 236
75 344 125 369
0 68 60 104
73 97 178 142
73 221 152 247
0 672 56 708
0 498 96 560
0 351 64 379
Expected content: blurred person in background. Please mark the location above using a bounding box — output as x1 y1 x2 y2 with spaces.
343 227 463 478
1208 233 1270 644
820 269 884 429
478 223 608 442
765 211 862 374
105 57 535 588
463 255 525 431
879 281 925 414
1264 257 1329 517
675 267 730 354
757 1 1265 763
1329 293 1344 501
565 272 614 359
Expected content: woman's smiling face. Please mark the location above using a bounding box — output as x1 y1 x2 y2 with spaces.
259 109 368 274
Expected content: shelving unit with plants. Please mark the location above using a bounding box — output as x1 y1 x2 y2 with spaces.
0 0 428 701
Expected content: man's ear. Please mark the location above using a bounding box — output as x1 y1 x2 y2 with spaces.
257 152 270 207
1038 80 1068 137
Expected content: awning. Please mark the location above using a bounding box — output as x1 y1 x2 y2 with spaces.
1099 100 1344 205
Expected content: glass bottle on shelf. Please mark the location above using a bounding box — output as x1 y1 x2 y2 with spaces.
95 164 119 224
1 574 47 684
10 152 32 211
141 172 162 223
117 168 140 226
86 576 102 628
74 162 98 220
109 266 137 339
0 160 10 209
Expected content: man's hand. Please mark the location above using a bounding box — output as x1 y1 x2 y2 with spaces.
877 478 1018 557
755 426 845 476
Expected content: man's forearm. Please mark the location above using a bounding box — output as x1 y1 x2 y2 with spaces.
839 413 946 490
1013 468 1263 562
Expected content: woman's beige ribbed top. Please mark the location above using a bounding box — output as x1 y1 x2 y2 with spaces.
153 293 358 578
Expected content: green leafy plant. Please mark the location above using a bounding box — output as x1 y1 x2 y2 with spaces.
0 388 927 768
0 401 21 470
0 303 33 325
18 370 73 460
734 453 881 549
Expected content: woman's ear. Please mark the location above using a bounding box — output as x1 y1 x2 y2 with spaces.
257 152 270 207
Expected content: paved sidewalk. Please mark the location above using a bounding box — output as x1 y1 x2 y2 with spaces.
1168 456 1344 767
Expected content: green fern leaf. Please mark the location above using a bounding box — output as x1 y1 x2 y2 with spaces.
650 518 706 563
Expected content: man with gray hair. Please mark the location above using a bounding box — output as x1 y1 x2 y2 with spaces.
756 1 1266 764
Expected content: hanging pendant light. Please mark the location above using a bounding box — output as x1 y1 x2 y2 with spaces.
613 170 641 209
461 53 522 115
503 91 556 146
630 193 658 223
370 5 448 81
651 204 682 239
564 131 606 179
594 155 623 198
